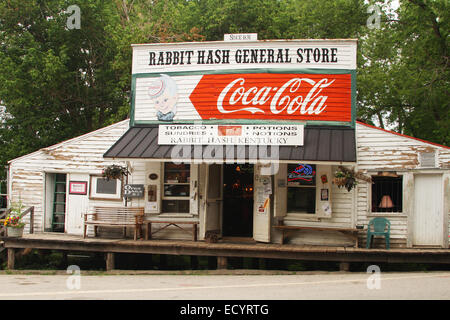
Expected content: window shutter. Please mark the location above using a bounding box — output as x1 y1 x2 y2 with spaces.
145 162 161 214
274 164 287 218
190 164 199 215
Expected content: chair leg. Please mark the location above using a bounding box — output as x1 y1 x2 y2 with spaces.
366 235 372 249
385 236 390 250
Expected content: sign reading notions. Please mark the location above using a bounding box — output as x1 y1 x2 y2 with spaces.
158 124 304 146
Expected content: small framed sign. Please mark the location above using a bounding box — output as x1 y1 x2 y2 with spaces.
321 189 329 201
69 181 88 195
123 184 145 199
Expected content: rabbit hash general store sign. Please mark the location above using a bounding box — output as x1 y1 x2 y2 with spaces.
131 40 356 124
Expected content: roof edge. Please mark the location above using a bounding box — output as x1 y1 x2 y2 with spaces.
356 121 449 150
8 119 130 164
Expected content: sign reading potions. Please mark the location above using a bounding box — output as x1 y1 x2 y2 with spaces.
287 164 316 185
158 124 304 145
123 184 145 198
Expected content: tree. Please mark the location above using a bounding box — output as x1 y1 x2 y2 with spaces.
358 0 449 145
0 0 130 166
181 0 368 41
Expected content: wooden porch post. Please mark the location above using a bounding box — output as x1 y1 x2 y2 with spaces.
106 252 115 271
217 256 227 270
190 256 199 270
7 248 15 270
339 262 350 272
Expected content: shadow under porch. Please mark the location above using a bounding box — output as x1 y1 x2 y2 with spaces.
2 233 450 272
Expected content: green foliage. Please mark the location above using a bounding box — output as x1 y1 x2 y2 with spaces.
182 0 368 40
358 0 449 145
0 0 130 169
0 0 447 176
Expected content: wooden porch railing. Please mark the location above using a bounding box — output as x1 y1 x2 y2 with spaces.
0 206 34 237
0 208 11 237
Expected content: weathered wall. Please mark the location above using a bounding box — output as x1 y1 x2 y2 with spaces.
271 164 356 247
355 122 450 248
8 120 130 234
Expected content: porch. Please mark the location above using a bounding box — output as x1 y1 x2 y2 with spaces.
2 233 449 271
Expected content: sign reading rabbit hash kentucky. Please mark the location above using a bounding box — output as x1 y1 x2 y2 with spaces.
131 40 356 124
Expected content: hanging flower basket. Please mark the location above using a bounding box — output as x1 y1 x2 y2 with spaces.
332 166 372 192
102 165 130 181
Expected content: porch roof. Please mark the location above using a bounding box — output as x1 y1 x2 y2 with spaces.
103 124 356 162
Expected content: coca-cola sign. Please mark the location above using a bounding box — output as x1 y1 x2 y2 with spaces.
189 73 351 121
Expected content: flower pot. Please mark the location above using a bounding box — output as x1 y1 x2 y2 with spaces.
7 226 24 237
333 177 347 186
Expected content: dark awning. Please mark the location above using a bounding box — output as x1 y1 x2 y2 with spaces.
104 124 356 162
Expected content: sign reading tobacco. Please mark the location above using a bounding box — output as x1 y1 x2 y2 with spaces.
158 124 304 146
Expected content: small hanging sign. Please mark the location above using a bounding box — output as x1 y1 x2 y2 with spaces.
123 184 145 198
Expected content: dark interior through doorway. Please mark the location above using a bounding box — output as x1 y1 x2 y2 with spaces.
222 164 254 237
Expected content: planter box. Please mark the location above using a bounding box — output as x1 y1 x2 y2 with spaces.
7 227 24 237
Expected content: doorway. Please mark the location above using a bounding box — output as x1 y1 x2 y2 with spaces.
222 164 254 237
412 174 443 247
44 173 67 233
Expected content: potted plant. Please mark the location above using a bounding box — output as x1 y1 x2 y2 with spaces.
332 166 372 192
102 164 130 181
4 201 26 237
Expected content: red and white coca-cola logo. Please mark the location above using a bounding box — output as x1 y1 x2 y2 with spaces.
189 73 351 121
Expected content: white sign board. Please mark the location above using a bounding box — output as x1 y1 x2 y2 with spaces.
224 33 258 41
158 124 304 146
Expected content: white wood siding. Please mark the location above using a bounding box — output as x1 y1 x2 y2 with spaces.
356 123 450 170
273 164 355 247
8 120 130 234
355 122 450 248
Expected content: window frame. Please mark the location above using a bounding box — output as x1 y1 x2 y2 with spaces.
286 164 318 216
369 173 404 215
89 175 123 201
161 162 191 214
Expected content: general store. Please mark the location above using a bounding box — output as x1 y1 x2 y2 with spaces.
3 39 449 268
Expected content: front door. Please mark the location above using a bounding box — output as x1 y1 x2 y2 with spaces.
202 164 223 238
222 164 254 237
412 174 443 247
66 173 89 235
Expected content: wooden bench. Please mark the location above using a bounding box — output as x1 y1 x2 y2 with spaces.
273 224 360 248
84 206 145 240
143 220 199 241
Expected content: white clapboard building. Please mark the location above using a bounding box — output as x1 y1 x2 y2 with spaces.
7 39 450 248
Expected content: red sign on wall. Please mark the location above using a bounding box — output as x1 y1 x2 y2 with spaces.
189 73 352 121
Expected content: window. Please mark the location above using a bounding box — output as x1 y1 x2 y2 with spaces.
162 163 190 213
89 175 122 200
371 176 403 212
287 164 316 214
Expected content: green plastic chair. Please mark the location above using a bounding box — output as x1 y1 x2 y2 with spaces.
366 217 390 250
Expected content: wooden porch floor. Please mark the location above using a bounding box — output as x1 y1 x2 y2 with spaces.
2 233 450 270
